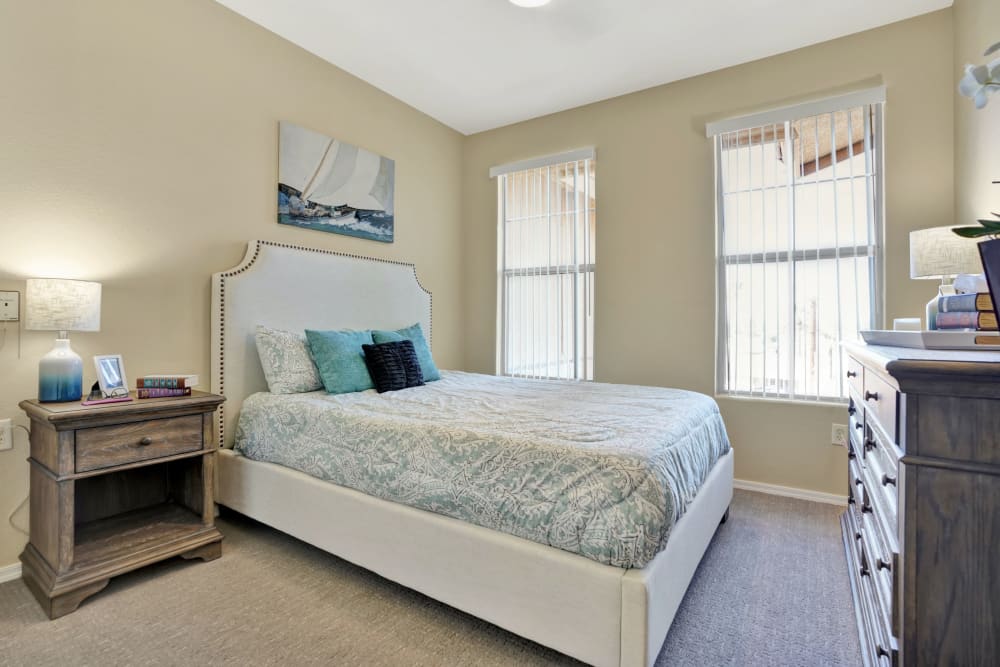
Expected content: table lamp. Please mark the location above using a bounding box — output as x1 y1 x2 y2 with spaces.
25 278 102 402
910 227 983 329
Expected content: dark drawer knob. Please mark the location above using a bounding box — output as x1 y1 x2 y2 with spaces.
138 436 153 446
865 390 879 402
877 558 891 572
882 473 896 487
876 645 890 659
848 405 856 416
847 370 858 378
862 501 873 514
848 449 856 461
855 422 864 431
864 438 876 452
860 564 870 577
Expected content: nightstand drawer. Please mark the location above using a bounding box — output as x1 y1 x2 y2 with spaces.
76 415 203 472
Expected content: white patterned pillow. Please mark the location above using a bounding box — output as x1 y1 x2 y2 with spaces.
255 326 323 394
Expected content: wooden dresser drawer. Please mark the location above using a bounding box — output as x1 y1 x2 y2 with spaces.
863 371 898 444
76 415 203 473
846 357 865 398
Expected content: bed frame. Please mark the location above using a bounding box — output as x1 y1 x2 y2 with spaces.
211 240 734 667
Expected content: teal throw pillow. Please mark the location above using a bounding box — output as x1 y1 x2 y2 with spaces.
372 323 440 381
305 329 375 394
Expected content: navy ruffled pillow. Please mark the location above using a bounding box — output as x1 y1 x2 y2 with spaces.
362 340 425 393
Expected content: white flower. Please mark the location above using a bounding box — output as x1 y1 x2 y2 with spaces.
959 57 1000 109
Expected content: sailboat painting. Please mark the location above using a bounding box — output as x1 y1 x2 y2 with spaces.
277 122 395 243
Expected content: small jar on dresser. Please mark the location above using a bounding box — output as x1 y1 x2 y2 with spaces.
841 342 1000 666
18 391 225 619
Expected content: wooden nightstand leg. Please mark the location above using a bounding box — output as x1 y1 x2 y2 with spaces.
23 573 109 621
180 541 221 562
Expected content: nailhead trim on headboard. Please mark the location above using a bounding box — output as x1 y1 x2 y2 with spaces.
213 239 433 448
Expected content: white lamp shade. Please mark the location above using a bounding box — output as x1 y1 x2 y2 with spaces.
25 278 102 332
909 226 983 279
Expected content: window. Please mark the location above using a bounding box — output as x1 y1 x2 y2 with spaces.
492 149 595 380
710 89 884 401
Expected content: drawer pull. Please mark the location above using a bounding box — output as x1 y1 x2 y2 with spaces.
865 390 879 402
882 473 897 487
877 558 892 572
876 645 890 659
847 370 858 378
864 438 876 452
854 422 864 431
848 405 856 416
860 563 870 577
848 449 856 461
138 436 153 446
862 500 873 514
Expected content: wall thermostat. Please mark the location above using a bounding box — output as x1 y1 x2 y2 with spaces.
0 291 20 322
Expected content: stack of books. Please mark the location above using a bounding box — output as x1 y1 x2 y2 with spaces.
935 293 998 331
135 374 199 399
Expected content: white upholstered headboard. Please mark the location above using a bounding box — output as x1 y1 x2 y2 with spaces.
210 240 432 448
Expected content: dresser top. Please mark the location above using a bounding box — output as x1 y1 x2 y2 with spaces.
843 341 1000 396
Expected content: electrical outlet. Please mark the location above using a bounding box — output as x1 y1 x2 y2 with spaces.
831 423 848 447
0 418 11 451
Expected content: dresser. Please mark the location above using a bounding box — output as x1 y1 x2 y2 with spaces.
19 391 225 619
841 342 1000 666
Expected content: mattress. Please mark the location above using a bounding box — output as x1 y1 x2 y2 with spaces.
234 371 731 568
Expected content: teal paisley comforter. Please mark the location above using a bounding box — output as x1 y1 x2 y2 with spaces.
235 371 731 569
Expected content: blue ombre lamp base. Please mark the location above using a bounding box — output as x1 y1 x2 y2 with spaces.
38 338 84 403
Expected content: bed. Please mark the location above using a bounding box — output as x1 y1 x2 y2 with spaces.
212 240 734 667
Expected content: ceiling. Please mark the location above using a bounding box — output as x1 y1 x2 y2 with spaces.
214 0 950 135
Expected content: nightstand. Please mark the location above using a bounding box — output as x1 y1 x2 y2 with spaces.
18 391 225 619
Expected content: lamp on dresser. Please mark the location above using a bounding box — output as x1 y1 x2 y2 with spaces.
909 226 982 330
24 278 101 402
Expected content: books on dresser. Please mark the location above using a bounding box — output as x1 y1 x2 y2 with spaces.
136 374 198 389
935 310 998 330
135 374 199 399
937 292 993 312
136 387 192 399
934 293 997 330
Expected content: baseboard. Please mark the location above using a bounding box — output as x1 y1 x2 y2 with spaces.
734 479 846 506
0 562 22 584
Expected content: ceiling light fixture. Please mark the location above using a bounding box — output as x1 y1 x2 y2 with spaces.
509 0 551 7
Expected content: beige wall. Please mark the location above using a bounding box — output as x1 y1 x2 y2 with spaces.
0 3 964 572
954 0 1000 222
462 11 955 496
0 0 464 568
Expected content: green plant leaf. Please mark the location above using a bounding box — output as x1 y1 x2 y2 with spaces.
977 218 1000 231
952 226 994 238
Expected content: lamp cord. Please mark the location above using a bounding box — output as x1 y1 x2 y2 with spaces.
7 424 31 536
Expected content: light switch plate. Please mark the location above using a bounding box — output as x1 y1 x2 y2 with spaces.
0 418 11 451
0 291 19 321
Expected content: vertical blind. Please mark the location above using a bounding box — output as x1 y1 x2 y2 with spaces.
711 91 884 401
494 153 595 380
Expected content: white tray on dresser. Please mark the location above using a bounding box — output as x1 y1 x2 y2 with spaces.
860 329 1000 350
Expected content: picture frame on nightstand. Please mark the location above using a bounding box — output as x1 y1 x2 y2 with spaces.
94 354 128 398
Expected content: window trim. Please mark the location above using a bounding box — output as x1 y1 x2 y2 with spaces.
713 102 885 404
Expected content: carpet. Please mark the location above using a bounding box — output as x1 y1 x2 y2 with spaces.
0 490 859 666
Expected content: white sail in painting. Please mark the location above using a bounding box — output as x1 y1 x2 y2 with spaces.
277 121 395 243
279 122 394 213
